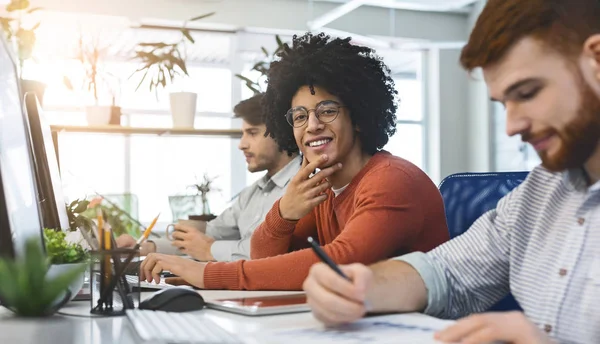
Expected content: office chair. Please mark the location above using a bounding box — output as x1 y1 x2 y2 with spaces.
438 171 529 312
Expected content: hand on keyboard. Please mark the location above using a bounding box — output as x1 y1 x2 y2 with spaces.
126 275 192 290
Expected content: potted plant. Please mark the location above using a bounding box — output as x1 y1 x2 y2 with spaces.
64 35 121 126
67 195 149 238
168 173 219 221
43 228 89 302
66 197 93 232
0 0 46 104
235 34 285 94
81 196 142 237
0 238 86 317
130 12 214 128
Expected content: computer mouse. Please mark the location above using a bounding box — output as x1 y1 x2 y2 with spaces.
139 288 205 312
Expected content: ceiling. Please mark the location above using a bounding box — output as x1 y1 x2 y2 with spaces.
301 0 478 13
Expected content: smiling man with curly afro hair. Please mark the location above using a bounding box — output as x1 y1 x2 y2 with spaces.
263 32 398 156
138 32 449 292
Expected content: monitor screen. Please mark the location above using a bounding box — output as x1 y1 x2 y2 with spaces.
24 93 70 231
0 35 45 258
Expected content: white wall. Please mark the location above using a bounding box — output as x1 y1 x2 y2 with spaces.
465 0 492 172
425 48 469 183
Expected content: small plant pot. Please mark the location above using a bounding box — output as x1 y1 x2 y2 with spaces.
169 92 197 128
188 214 217 222
47 263 87 302
85 106 121 126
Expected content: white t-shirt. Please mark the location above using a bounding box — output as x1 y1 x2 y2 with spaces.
332 184 349 197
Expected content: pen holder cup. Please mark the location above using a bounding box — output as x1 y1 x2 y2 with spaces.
89 248 140 316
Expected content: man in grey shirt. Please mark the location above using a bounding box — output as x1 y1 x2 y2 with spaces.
302 1 600 344
117 94 300 261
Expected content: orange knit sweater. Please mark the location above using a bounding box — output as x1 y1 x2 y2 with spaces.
203 151 449 290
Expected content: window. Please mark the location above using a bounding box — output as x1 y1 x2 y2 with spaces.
43 50 237 222
383 75 425 171
492 103 540 171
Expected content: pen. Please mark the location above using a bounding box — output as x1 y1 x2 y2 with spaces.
136 213 160 247
307 236 350 281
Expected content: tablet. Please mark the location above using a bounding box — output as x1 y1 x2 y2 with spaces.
206 294 310 316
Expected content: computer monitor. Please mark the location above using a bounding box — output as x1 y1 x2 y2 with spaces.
0 35 45 259
24 93 70 231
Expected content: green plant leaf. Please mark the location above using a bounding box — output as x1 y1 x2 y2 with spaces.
6 0 30 12
235 74 255 84
275 34 283 48
135 68 150 91
261 47 269 57
189 12 215 21
26 6 42 13
137 42 169 48
73 200 89 213
180 28 194 44
62 76 73 90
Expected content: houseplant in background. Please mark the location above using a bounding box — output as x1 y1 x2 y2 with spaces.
130 12 214 128
235 34 285 95
63 35 122 126
81 196 142 237
43 228 89 302
66 197 93 233
169 173 219 221
0 238 86 317
0 0 46 104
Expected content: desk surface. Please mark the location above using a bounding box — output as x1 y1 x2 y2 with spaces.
0 290 449 344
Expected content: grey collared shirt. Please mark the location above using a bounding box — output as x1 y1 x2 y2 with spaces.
396 165 600 343
153 155 301 261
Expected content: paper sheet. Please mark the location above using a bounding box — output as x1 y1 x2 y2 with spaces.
258 313 455 344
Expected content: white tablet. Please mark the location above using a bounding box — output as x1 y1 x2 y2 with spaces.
206 294 310 316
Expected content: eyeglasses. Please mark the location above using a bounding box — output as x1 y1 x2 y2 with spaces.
285 100 344 128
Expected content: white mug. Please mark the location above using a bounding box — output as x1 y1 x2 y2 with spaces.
165 219 205 241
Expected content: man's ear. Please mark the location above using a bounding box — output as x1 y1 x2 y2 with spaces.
582 34 600 84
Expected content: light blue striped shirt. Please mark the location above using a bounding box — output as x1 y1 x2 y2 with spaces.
398 165 600 343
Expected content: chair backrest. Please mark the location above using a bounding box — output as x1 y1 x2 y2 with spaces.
438 171 529 312
439 172 529 239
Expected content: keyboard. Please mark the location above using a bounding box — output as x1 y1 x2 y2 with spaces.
126 275 192 290
126 309 242 344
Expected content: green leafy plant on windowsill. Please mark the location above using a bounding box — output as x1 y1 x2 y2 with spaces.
66 198 93 232
130 12 215 98
0 0 42 78
66 196 155 238
235 34 286 95
0 239 87 317
187 173 220 216
81 197 141 238
43 228 89 265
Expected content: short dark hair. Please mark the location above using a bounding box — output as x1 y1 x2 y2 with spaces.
461 0 600 72
263 32 398 155
233 93 264 126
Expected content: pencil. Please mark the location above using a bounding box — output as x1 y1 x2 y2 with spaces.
307 236 350 281
136 212 160 246
96 208 106 309
105 224 113 309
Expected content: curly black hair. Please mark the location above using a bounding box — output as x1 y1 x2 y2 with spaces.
262 32 398 155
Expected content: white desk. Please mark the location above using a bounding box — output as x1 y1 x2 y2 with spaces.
0 290 451 344
0 290 311 344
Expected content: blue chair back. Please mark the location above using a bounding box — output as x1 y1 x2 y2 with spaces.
438 171 529 311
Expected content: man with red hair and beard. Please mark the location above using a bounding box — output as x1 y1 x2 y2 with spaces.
302 1 600 343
